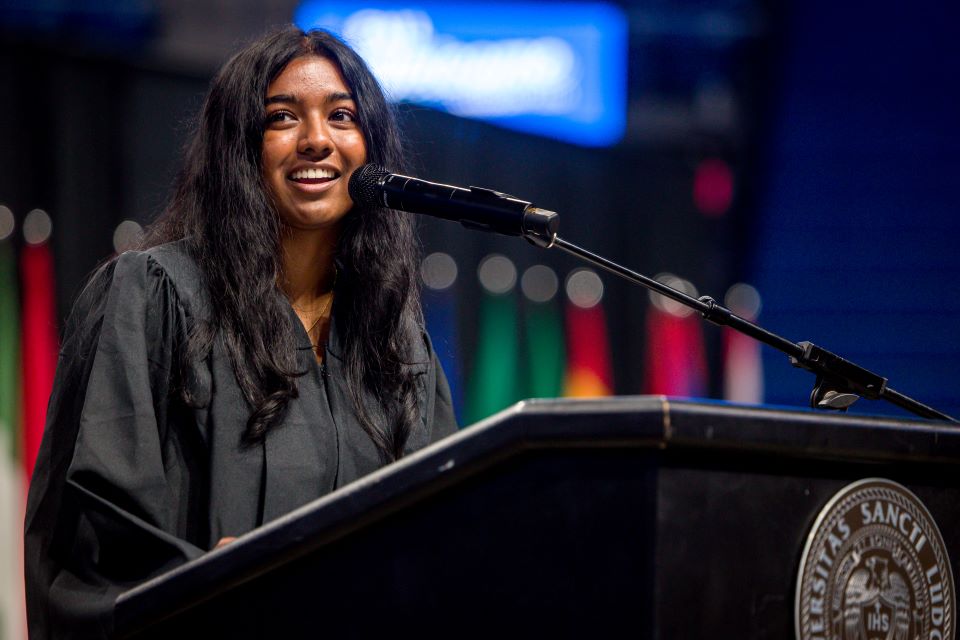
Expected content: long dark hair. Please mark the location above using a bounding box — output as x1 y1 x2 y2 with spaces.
143 26 420 461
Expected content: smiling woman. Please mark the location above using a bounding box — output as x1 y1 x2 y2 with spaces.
261 56 367 233
261 55 370 352
23 26 457 640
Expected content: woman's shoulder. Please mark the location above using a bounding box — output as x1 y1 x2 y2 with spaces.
105 239 195 287
140 238 200 279
59 241 203 366
112 239 209 321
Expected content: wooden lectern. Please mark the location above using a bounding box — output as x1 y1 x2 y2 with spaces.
114 397 960 638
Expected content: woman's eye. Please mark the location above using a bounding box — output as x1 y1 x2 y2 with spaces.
331 109 357 123
266 110 294 124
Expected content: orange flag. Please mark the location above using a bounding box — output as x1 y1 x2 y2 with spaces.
563 269 613 397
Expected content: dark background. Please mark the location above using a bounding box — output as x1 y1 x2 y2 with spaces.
1 0 957 421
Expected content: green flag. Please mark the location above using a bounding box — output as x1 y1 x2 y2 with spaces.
465 255 521 425
523 299 564 399
522 265 565 399
0 241 19 463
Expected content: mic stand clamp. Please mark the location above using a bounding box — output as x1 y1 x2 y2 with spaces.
698 296 879 413
787 342 887 412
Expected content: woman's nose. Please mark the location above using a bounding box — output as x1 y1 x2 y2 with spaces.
297 117 332 157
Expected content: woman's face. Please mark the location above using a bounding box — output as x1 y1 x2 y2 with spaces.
261 55 367 232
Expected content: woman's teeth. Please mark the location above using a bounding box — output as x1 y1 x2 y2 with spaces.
291 168 336 180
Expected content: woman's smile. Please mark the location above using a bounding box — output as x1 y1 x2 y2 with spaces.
287 165 340 191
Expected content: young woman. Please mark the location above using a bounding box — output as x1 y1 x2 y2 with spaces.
25 26 457 638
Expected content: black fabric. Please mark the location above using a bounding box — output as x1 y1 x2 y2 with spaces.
24 240 457 639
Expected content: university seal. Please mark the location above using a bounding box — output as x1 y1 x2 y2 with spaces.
796 478 954 640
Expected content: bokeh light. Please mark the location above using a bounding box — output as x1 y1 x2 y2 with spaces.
421 251 459 291
0 206 14 241
112 220 144 254
520 264 559 303
565 268 604 309
649 273 698 317
477 254 517 295
23 209 52 246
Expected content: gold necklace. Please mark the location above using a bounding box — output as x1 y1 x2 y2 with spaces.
291 268 338 349
303 292 334 350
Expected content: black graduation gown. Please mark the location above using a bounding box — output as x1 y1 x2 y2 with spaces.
23 240 457 639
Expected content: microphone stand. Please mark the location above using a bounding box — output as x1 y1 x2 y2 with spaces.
519 213 958 424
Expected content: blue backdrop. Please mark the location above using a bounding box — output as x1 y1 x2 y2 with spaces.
751 1 960 420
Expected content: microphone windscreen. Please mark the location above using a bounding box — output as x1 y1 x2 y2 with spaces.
348 163 389 207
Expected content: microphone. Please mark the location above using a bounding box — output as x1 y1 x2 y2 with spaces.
348 164 558 246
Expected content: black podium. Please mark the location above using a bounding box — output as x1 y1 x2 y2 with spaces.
114 397 960 639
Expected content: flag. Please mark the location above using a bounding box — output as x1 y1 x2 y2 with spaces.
422 286 463 423
420 252 464 423
19 242 58 480
562 269 613 397
722 283 763 404
723 327 763 404
643 302 708 397
520 265 564 399
523 298 565 398
464 255 520 425
0 240 26 639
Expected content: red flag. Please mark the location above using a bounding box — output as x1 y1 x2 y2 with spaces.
20 242 58 481
643 293 708 398
563 269 613 397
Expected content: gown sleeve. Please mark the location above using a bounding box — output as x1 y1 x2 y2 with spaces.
24 250 207 640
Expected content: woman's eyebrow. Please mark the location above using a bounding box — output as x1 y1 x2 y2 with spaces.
327 91 355 103
264 92 355 106
265 93 297 105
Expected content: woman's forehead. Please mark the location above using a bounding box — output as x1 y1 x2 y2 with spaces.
267 55 351 97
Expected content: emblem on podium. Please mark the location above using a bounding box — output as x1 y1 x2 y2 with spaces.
796 478 954 640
